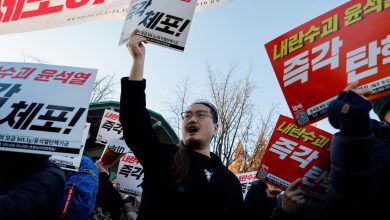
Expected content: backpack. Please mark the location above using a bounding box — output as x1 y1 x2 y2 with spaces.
58 155 99 220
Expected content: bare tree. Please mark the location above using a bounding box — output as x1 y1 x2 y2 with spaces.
167 62 278 169
245 105 278 172
165 77 194 135
90 74 117 102
207 62 258 166
22 52 51 64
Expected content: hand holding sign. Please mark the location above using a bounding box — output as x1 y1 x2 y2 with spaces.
282 178 306 214
328 81 373 136
127 29 148 62
343 81 373 98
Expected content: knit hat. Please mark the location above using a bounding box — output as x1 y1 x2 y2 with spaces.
191 99 218 123
372 95 390 120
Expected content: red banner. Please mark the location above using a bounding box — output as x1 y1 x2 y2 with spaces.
265 0 390 126
257 115 331 200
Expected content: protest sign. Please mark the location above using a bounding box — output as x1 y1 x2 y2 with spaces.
265 0 390 125
0 61 97 157
116 152 144 197
236 171 257 198
50 123 90 171
118 0 197 51
100 138 130 167
0 0 234 35
257 115 332 200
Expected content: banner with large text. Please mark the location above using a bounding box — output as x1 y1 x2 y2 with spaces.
265 0 390 126
119 0 197 51
0 0 234 35
257 115 332 200
0 61 97 157
236 171 257 198
116 152 144 197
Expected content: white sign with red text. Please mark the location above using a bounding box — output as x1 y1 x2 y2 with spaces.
119 0 197 51
236 171 257 198
96 109 125 145
0 0 232 35
116 152 144 196
0 61 97 157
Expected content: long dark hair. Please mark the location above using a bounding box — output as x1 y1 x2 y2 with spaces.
170 142 190 184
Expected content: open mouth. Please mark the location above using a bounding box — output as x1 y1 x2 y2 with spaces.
188 125 198 134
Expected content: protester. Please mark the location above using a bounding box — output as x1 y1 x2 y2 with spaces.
270 178 325 220
326 81 390 219
0 152 65 220
93 160 125 220
244 179 282 220
57 155 99 220
119 29 244 220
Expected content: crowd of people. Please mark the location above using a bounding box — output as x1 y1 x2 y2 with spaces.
1 28 389 220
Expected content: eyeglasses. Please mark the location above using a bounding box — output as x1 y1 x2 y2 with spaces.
181 110 213 120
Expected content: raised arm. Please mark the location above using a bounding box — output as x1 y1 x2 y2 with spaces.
326 81 376 218
120 29 159 167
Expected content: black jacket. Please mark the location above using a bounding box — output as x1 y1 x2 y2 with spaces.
244 179 277 220
326 119 390 219
96 172 125 220
120 78 244 220
0 153 65 220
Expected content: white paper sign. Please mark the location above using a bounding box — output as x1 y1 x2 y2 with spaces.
116 152 144 196
107 138 130 154
50 123 90 171
119 0 197 51
236 171 257 198
0 61 97 157
96 109 124 144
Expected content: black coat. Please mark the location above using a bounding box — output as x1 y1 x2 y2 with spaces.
244 179 277 220
0 153 65 220
96 172 125 220
120 78 244 220
326 120 390 219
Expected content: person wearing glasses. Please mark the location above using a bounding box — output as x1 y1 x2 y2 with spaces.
119 29 243 220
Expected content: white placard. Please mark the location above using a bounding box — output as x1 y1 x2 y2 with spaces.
236 171 257 198
0 61 97 157
119 0 197 51
50 123 90 171
96 109 124 145
116 152 144 197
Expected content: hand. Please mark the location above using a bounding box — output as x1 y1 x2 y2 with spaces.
126 28 147 63
328 81 372 136
343 81 372 97
281 178 305 214
95 160 109 175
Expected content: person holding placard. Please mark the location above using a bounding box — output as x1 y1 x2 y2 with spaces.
327 82 390 219
119 29 244 220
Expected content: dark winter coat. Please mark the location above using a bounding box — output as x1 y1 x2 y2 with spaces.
119 78 244 220
0 153 65 220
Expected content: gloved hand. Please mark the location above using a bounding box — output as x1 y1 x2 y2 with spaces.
328 91 372 136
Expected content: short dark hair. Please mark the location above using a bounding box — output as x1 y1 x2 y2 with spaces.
191 99 218 123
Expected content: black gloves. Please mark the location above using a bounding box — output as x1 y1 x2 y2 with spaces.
328 91 372 136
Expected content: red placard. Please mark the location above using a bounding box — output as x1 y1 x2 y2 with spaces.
257 115 331 200
265 0 390 126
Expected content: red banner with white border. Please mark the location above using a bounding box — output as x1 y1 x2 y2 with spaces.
257 115 331 200
265 0 390 126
